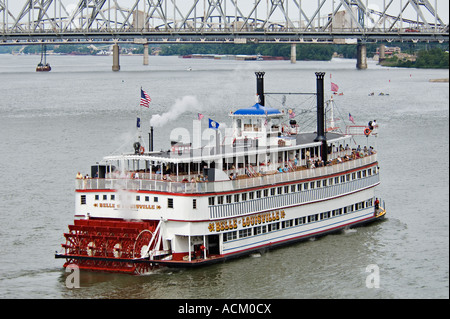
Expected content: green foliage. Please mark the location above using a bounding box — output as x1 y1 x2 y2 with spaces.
415 48 449 69
381 47 448 69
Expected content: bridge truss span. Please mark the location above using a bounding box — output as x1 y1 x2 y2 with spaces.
0 0 448 45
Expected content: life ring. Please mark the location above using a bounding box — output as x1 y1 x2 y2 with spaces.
139 146 145 154
364 128 371 136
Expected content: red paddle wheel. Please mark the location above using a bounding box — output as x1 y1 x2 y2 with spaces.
61 219 160 275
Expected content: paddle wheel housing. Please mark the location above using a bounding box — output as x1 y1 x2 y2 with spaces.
62 219 161 274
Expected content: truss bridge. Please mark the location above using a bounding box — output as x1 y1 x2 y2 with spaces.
1 0 448 69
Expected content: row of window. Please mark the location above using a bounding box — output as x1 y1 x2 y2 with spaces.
82 193 200 210
83 194 181 209
223 199 373 242
209 167 377 206
94 194 160 203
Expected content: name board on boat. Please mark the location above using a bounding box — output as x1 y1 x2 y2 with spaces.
93 203 161 210
208 210 286 233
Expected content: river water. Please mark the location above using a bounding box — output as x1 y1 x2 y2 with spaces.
0 53 448 299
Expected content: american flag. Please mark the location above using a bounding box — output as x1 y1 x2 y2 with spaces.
349 113 355 124
140 89 151 108
331 82 339 92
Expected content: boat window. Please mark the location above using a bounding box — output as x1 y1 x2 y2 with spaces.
168 198 174 209
284 186 289 193
241 193 247 201
362 170 367 177
323 179 327 187
103 195 107 200
217 196 224 205
277 187 282 195
95 195 99 200
304 183 308 190
256 190 261 198
208 197 215 206
291 185 296 193
329 178 333 185
352 172 356 180
320 212 329 220
223 231 237 242
270 188 276 196
316 180 321 188
310 182 315 189
335 177 339 184
249 192 254 200
297 184 302 191
144 196 149 202
154 197 158 202
234 194 240 202
226 195 232 204
111 195 115 201
340 176 345 183
136 196 140 201
295 217 306 225
357 171 362 178
283 220 293 228
192 199 197 209
263 189 269 197
80 195 86 205
239 229 252 238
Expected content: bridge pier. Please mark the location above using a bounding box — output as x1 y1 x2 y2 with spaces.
112 43 120 71
143 44 149 66
356 41 367 70
290 44 296 64
378 44 386 63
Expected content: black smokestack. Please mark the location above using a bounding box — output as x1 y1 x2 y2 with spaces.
149 126 154 152
314 72 327 163
255 71 265 106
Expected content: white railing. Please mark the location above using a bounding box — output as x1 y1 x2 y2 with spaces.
76 154 377 194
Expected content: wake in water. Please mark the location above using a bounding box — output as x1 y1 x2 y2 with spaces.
343 227 358 235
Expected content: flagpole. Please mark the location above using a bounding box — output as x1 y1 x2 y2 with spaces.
138 87 145 150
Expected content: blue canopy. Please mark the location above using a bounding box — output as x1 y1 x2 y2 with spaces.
232 103 281 116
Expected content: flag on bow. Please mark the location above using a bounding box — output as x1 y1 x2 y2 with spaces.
140 89 151 108
198 113 204 120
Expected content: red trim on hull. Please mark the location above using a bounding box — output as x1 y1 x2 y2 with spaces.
57 212 385 271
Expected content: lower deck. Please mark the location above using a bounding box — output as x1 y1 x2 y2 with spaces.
162 189 383 263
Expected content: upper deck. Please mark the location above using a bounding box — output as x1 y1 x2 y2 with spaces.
77 142 377 195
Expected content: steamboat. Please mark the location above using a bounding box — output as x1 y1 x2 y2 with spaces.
56 72 386 274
